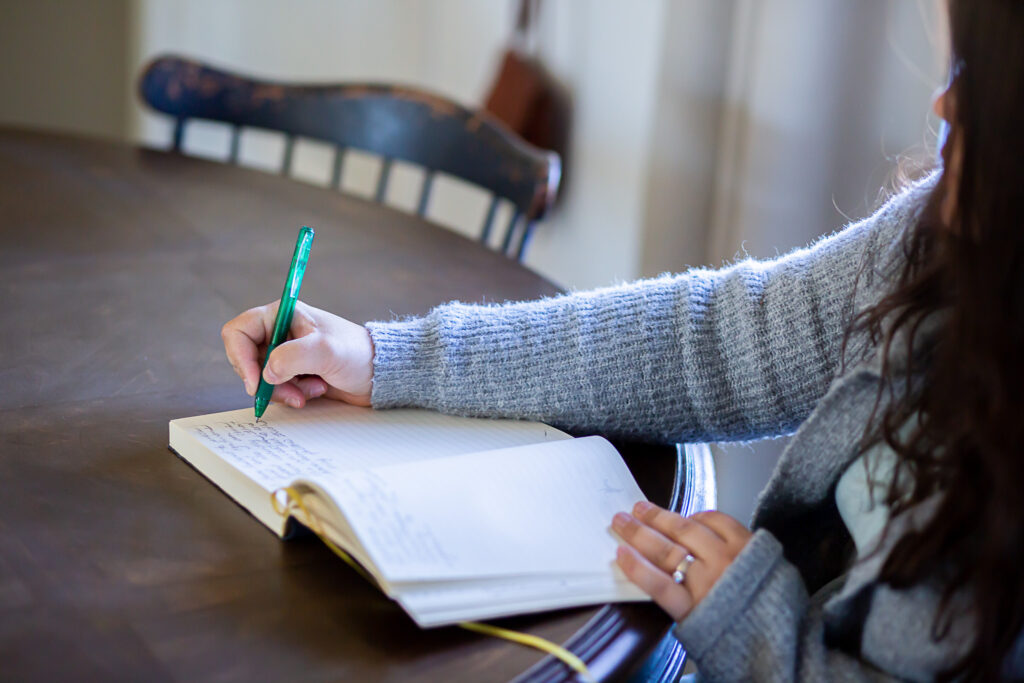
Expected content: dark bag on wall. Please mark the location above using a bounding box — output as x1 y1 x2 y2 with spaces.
483 0 571 200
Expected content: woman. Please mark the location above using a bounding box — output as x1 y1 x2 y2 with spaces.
221 0 1023 678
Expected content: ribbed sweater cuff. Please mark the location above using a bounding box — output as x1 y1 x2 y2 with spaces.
673 528 786 659
366 318 437 408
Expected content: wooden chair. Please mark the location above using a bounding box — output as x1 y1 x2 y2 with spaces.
138 55 561 261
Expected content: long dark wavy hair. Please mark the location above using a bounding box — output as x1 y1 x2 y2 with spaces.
846 0 1024 679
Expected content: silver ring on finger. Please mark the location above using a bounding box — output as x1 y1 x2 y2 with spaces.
672 553 696 584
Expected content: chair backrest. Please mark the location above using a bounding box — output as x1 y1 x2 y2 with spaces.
138 55 561 260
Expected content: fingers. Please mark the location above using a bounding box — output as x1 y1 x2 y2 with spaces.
689 510 753 547
269 380 305 409
294 376 328 400
616 502 754 608
221 302 280 395
632 501 724 558
615 545 693 622
263 333 336 385
635 503 752 560
614 500 754 620
612 511 716 600
222 300 374 407
269 376 327 409
222 301 325 394
612 512 689 572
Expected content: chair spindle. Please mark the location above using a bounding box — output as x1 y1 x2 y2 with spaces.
500 208 523 255
331 146 346 188
515 221 537 261
281 136 295 176
375 158 393 203
228 126 241 164
140 58 560 262
479 196 500 245
416 171 435 217
172 118 185 152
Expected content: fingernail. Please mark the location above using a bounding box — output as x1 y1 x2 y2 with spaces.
310 384 326 398
244 380 254 396
286 397 300 409
634 501 654 515
616 546 630 560
612 512 630 530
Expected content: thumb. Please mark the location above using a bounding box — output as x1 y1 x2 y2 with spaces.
263 334 334 384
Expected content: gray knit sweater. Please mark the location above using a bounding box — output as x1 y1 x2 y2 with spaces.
366 174 1024 681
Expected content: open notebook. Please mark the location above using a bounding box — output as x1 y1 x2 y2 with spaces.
168 400 649 627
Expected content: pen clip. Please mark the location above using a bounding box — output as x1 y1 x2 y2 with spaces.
287 229 313 299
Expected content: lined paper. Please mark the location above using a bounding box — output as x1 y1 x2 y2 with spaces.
313 436 648 582
171 400 570 493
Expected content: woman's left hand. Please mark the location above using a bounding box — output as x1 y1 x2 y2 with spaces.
612 501 753 622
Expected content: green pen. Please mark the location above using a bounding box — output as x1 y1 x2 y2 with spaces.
254 226 315 421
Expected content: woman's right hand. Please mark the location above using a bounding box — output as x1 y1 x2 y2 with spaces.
221 300 375 408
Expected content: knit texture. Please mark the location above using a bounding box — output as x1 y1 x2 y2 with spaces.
369 192 904 444
675 530 897 681
366 173 1024 680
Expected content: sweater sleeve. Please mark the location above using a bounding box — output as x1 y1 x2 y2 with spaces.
675 530 900 682
366 177 933 444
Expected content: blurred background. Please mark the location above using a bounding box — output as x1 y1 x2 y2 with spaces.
0 0 947 523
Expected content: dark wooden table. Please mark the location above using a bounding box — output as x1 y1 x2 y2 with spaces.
0 128 714 682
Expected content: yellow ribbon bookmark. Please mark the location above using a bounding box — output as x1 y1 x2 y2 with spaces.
272 487 594 681
458 620 592 681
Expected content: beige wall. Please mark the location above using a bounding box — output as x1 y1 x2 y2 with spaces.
640 0 738 275
0 0 130 141
696 0 946 524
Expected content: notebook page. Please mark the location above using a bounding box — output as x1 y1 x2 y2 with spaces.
169 400 570 494
315 436 647 583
